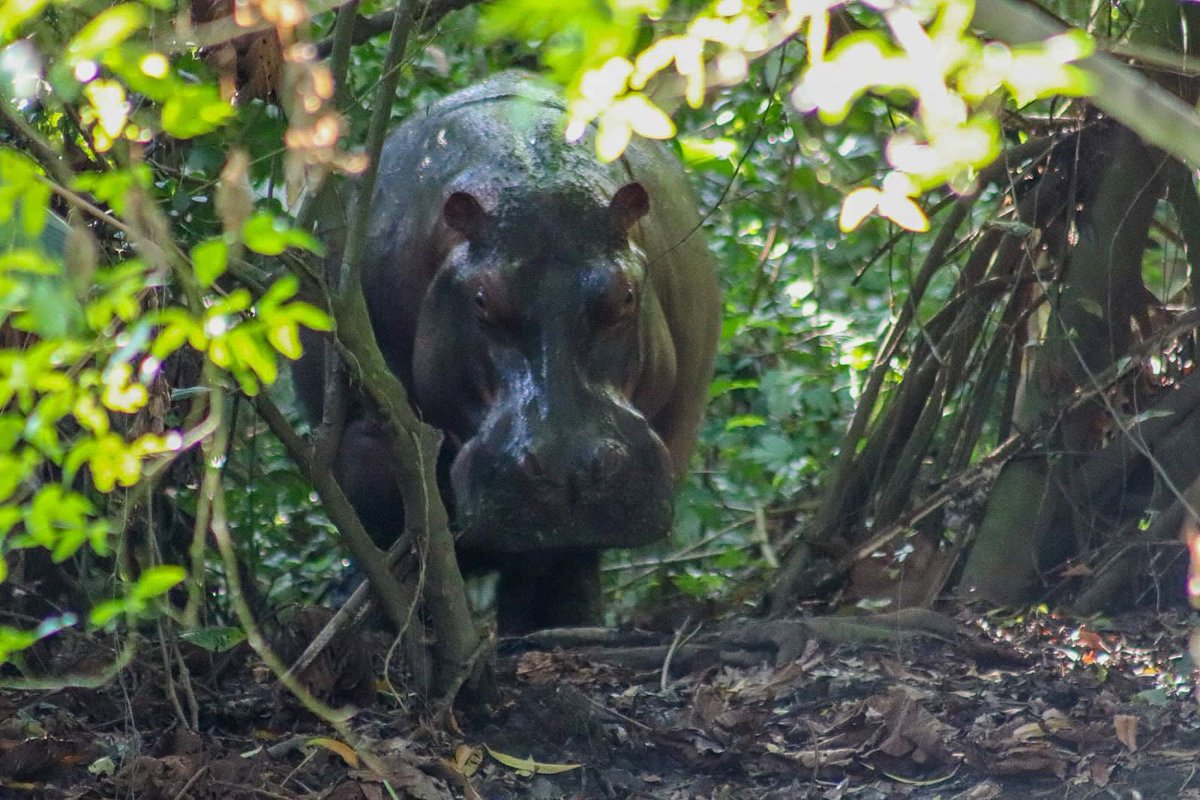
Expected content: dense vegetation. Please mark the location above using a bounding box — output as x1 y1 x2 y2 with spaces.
2 0 1200 722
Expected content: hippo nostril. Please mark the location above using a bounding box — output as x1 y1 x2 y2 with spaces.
593 441 627 483
517 448 543 481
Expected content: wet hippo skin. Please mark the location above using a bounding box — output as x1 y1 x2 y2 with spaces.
297 72 721 632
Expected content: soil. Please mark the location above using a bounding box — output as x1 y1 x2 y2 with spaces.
2 605 1198 799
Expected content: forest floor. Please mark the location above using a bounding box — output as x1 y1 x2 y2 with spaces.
1 603 1198 799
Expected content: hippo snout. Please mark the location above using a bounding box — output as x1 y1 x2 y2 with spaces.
450 404 675 552
514 439 628 489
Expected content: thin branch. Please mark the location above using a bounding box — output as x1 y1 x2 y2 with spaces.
151 0 471 54
253 393 421 638
339 0 417 291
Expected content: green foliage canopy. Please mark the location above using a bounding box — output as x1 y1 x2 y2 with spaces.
482 0 1093 230
0 0 333 667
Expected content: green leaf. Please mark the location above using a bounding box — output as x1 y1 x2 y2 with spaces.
74 167 151 216
679 136 737 174
485 745 581 775
709 377 758 397
0 456 32 503
242 213 289 256
102 48 178 103
191 238 228 287
229 327 278 387
20 180 49 241
179 626 247 652
68 5 147 63
283 227 323 255
268 322 302 359
18 279 83 339
131 565 186 600
161 85 234 138
242 215 323 256
0 0 48 40
24 485 95 559
257 274 299 308
283 301 332 332
88 599 126 627
0 625 39 661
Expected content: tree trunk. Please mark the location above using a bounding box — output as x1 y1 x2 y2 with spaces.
959 124 1166 602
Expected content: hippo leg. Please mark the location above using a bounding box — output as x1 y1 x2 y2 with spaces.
335 418 405 547
494 551 602 633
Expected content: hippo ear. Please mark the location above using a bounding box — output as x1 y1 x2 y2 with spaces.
443 191 490 240
610 182 650 231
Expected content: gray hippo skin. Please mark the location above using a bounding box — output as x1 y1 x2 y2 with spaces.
298 73 721 632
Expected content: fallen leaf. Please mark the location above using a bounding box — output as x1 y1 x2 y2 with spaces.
1012 722 1046 741
450 745 482 776
308 737 360 768
484 745 581 775
1113 715 1137 752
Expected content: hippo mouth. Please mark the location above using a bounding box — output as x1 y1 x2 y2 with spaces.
449 428 675 552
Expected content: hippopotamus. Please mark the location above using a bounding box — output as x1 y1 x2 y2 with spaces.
299 72 720 632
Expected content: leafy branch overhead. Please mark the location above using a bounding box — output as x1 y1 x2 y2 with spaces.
0 0 338 663
483 0 1200 231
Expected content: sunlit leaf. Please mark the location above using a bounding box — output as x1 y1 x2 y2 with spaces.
191 238 228 288
596 115 633 162
726 414 767 430
68 5 146 63
241 216 320 257
282 301 331 332
0 625 39 661
623 94 675 140
1045 28 1095 62
838 187 880 232
88 599 126 627
807 10 829 63
679 135 737 174
101 363 148 413
878 191 929 232
242 213 289 255
229 328 277 387
131 565 186 600
0 0 50 40
161 85 234 139
268 322 302 360
87 431 143 492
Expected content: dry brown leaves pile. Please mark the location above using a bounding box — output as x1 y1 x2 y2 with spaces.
1 606 1198 798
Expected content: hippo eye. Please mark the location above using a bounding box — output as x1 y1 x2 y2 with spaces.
472 285 518 334
595 280 638 331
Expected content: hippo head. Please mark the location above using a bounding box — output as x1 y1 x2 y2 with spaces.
410 182 676 552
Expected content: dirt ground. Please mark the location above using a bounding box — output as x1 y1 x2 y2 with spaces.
1 605 1198 799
